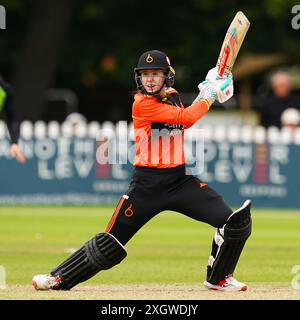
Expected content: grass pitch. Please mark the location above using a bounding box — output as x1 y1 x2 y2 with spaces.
0 206 300 300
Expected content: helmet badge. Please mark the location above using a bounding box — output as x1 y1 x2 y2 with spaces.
146 54 153 63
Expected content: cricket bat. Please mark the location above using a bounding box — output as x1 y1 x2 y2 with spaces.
216 11 250 78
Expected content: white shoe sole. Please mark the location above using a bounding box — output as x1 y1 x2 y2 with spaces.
204 280 247 292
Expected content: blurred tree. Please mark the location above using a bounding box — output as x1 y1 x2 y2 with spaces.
0 0 31 78
54 0 300 88
1 0 299 121
10 0 74 121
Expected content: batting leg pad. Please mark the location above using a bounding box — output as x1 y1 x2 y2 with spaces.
50 232 127 290
206 200 252 284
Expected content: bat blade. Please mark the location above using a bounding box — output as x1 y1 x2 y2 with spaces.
217 11 250 78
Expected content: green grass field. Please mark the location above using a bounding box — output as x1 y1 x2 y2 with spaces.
0 206 300 299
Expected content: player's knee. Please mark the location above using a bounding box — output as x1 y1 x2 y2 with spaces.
224 200 252 240
208 209 232 229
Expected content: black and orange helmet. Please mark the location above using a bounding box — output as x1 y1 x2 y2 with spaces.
134 50 176 95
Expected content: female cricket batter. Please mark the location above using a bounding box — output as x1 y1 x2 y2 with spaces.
33 50 252 292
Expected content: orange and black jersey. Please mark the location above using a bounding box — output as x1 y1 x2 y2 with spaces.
132 88 210 168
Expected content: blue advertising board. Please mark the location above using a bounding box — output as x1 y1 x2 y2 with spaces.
0 136 299 208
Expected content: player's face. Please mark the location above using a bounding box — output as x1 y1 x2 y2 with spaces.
140 69 165 94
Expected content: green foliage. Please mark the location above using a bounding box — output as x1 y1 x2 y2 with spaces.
264 0 295 18
1 0 299 90
0 0 33 78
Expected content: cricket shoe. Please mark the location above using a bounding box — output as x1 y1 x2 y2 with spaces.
32 274 61 290
204 274 247 292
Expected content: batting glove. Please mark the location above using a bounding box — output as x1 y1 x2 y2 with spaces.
193 81 217 106
194 67 234 105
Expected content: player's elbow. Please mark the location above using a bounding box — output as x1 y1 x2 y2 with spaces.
182 114 197 128
183 121 195 129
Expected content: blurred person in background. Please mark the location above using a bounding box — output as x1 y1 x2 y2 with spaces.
0 74 26 164
260 71 300 128
32 50 252 293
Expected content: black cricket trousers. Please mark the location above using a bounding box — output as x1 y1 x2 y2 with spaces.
106 165 233 245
